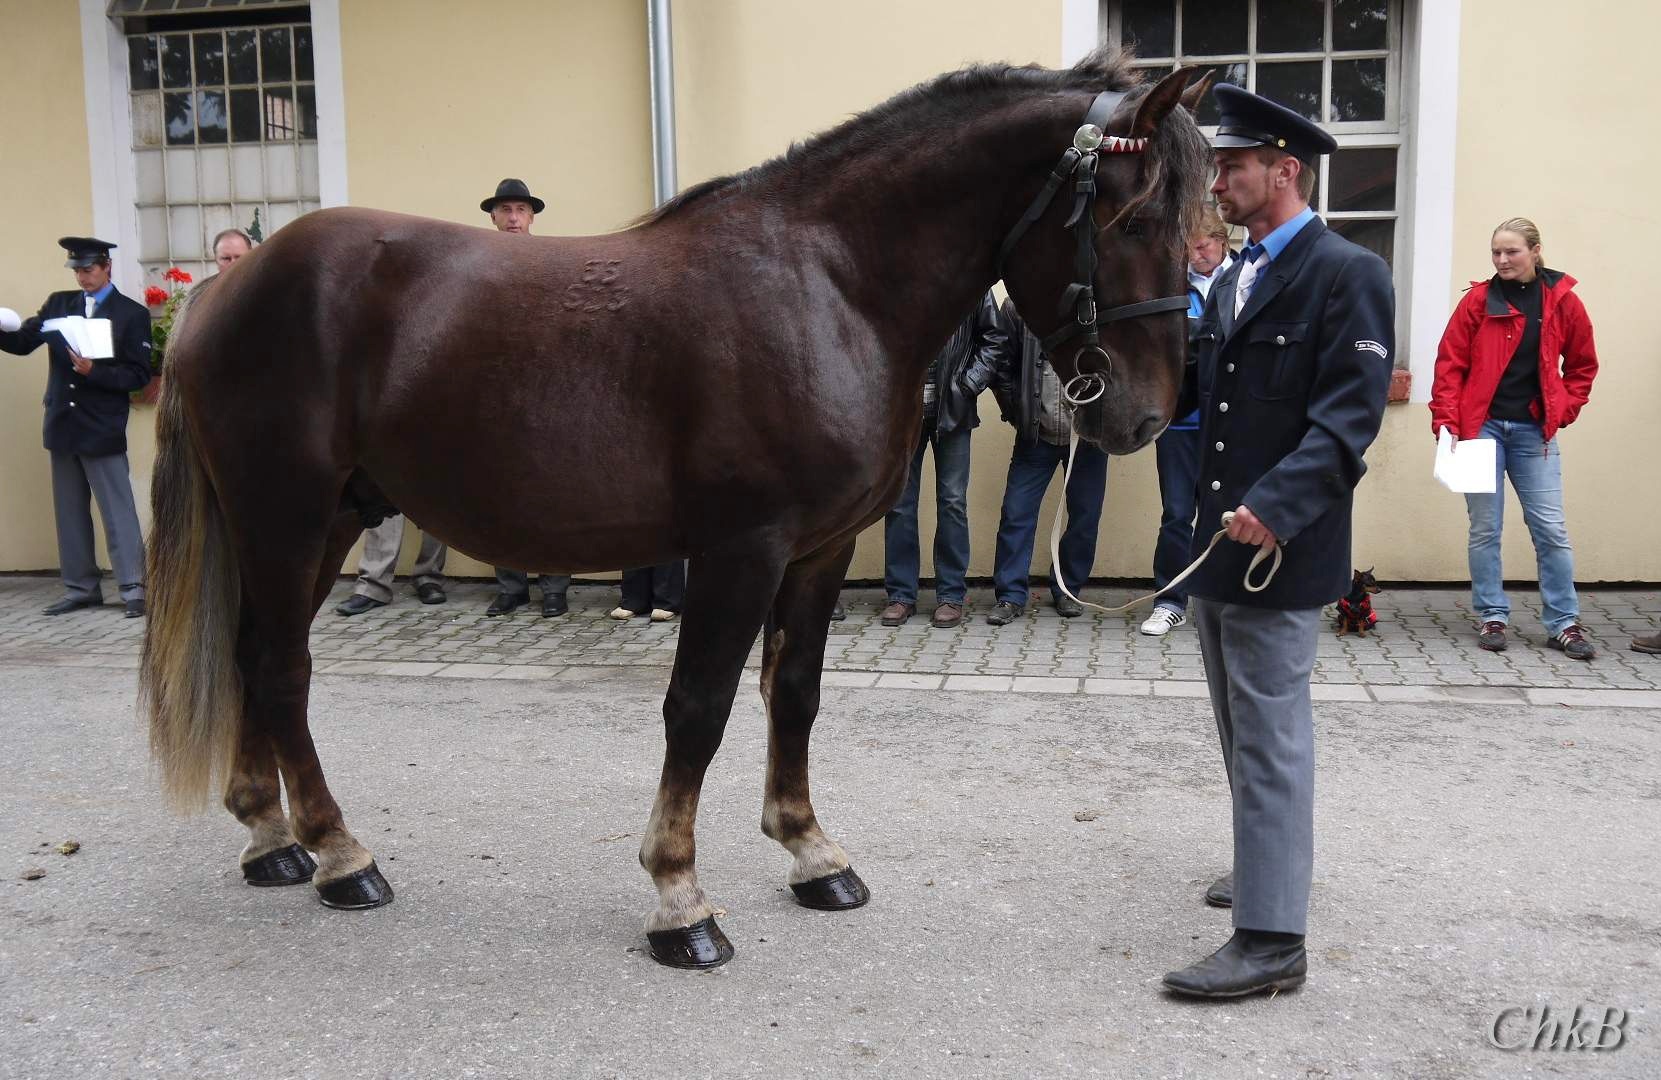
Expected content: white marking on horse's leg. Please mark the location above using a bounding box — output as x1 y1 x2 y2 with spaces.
307 830 374 884
225 770 299 864
762 791 852 885
640 785 714 932
238 803 299 865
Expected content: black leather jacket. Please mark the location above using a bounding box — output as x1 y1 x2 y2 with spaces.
929 290 1007 435
989 298 1071 444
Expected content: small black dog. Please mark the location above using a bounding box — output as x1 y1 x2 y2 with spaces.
1334 567 1381 637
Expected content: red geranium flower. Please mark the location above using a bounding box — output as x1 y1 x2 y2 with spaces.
145 285 169 306
163 267 193 284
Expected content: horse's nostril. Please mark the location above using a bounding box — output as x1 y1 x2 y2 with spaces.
1134 413 1166 445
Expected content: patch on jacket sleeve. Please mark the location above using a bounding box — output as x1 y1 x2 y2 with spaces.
1353 339 1388 359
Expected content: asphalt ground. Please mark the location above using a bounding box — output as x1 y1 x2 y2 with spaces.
2 660 1657 1079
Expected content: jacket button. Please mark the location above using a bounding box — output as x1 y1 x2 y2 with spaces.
1210 481 1221 491
1215 441 1225 451
1218 402 1229 412
1275 334 1287 345
69 401 77 407
1225 363 1235 373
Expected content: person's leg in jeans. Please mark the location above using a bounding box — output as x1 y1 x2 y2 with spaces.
991 436 1064 607
1505 423 1580 635
1051 442 1108 605
1464 418 1510 627
882 433 929 607
930 426 973 606
1152 428 1201 615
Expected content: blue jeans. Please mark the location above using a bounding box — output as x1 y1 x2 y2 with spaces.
1152 426 1201 614
991 435 1109 606
884 424 972 606
1464 418 1580 635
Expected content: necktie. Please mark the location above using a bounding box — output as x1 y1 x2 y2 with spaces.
84 294 96 317
1233 244 1268 318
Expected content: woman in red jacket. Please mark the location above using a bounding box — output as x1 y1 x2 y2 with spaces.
1430 217 1599 659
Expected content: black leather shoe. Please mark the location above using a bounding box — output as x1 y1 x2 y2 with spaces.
829 602 846 622
1205 872 1233 908
335 594 385 617
485 591 529 616
985 600 1024 626
1163 929 1307 999
415 582 446 605
1054 595 1085 618
124 599 146 619
43 596 102 616
541 592 569 618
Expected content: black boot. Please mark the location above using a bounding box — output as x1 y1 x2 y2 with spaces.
1162 929 1307 998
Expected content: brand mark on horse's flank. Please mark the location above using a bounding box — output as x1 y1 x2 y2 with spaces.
562 259 628 313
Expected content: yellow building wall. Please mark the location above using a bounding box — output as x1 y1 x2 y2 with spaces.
336 0 655 581
0 1 98 572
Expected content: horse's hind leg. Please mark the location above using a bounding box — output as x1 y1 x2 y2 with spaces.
640 545 788 968
759 540 869 910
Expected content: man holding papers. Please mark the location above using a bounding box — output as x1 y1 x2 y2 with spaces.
0 236 151 617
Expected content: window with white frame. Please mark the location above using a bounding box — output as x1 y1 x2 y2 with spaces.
121 6 320 284
1103 0 1405 278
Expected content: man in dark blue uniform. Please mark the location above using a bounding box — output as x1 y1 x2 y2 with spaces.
0 237 152 617
1162 86 1394 998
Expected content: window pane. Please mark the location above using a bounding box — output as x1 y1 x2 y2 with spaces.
132 93 164 147
232 146 263 199
229 88 261 142
129 36 160 91
1122 0 1174 58
1329 217 1393 266
1330 58 1387 122
227 30 258 84
260 27 292 82
165 147 197 201
297 84 318 140
1327 147 1396 211
199 146 231 201
193 32 225 85
1183 0 1248 56
264 86 296 139
164 91 195 145
1333 0 1389 51
161 33 192 89
294 26 315 81
1194 62 1246 126
197 89 228 144
1254 60 1322 122
135 149 166 203
1256 0 1325 53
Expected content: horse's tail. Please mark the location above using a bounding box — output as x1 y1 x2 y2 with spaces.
139 283 243 811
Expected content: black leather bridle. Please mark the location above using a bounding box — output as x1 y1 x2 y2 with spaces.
995 90 1190 404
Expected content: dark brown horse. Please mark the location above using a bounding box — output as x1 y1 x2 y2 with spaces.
141 48 1211 968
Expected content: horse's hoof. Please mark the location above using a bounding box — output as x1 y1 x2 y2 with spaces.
647 916 734 969
242 843 316 887
316 861 394 910
791 867 870 910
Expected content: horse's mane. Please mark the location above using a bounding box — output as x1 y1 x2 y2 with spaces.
637 45 1192 231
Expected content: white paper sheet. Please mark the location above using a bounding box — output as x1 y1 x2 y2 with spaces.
1434 427 1497 494
40 316 114 359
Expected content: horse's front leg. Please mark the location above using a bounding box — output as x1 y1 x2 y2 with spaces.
760 542 869 910
640 548 786 968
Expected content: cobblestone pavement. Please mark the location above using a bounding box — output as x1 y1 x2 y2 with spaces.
3 575 1657 705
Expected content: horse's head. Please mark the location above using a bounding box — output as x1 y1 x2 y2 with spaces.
1000 66 1211 454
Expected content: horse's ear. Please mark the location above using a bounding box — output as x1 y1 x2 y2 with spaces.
1178 69 1215 115
1130 65 1202 138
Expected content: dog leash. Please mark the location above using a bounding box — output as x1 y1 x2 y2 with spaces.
1047 377 1282 616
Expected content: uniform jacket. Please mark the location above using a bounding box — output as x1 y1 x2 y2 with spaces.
1428 269 1596 444
1177 218 1394 609
930 290 1007 435
0 286 153 456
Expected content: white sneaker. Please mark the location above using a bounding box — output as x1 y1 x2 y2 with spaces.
649 608 676 622
608 606 636 620
1139 607 1187 636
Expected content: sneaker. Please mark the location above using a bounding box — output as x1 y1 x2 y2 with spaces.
985 601 1024 626
649 607 676 622
608 606 637 620
1139 607 1187 636
1476 621 1508 652
1547 624 1596 661
1633 631 1661 655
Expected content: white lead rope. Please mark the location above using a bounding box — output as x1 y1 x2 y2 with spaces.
1047 391 1282 616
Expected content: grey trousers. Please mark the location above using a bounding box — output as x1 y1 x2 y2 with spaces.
494 567 570 599
51 450 145 603
352 515 447 603
1191 597 1320 936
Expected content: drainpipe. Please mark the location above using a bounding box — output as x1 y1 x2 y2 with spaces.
646 0 677 206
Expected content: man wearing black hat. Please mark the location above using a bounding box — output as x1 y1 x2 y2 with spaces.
0 237 153 616
1162 85 1394 999
477 178 573 618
